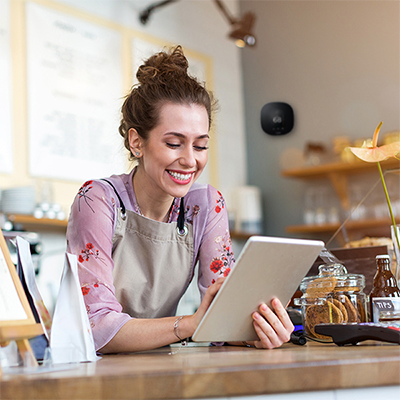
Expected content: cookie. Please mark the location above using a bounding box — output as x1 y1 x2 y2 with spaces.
333 286 360 293
334 294 358 322
329 298 348 322
305 301 344 340
306 277 337 297
357 298 367 322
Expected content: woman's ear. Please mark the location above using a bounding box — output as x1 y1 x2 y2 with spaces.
128 128 142 158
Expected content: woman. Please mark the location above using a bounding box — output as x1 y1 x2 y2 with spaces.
66 45 293 353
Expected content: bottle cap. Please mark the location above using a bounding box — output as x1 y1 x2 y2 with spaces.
376 254 390 260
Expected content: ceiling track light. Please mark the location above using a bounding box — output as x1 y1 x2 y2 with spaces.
138 0 256 48
213 0 256 48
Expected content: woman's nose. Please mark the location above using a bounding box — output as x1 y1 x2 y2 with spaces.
179 147 196 168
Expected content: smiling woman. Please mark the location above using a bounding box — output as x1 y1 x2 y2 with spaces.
66 45 294 354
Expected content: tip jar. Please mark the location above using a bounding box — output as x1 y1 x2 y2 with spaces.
294 263 367 342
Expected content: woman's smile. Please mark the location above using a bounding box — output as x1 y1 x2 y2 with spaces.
167 170 195 185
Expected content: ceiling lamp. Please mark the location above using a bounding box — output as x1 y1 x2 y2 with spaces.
138 0 256 48
213 0 256 48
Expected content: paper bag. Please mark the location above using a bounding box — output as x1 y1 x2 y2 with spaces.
50 253 99 364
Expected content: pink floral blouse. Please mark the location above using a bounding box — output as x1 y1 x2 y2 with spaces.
66 168 235 350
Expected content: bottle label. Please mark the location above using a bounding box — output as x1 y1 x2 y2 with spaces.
371 297 400 322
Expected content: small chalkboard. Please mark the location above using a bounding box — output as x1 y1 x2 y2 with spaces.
0 230 43 372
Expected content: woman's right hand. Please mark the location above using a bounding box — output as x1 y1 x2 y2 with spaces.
191 277 226 330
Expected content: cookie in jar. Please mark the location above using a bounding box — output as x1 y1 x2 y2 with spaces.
294 263 367 341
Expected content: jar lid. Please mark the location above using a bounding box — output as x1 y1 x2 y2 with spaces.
298 262 365 296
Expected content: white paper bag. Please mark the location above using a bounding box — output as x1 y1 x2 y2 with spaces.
50 253 99 364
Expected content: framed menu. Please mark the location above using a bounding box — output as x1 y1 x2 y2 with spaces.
25 2 126 181
0 230 42 344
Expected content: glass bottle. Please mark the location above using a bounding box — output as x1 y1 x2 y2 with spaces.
369 255 400 322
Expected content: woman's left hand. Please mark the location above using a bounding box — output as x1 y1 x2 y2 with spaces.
248 298 294 349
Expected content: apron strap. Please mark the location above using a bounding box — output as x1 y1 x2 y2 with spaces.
101 179 127 219
101 178 187 235
177 197 188 236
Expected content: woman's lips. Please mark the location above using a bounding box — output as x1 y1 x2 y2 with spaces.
167 170 194 185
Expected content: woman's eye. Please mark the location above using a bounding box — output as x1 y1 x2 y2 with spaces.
166 143 180 148
194 146 209 151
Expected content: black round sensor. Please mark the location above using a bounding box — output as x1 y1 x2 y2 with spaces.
261 102 294 135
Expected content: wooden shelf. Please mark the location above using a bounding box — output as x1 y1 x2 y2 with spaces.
282 158 400 215
282 156 400 237
4 214 68 230
281 158 400 179
2 216 257 240
286 217 400 234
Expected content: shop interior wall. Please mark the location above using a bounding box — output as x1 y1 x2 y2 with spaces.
239 0 400 246
1 0 246 214
0 0 247 312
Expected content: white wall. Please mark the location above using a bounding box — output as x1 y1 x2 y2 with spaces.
239 0 400 245
55 0 248 199
29 0 248 312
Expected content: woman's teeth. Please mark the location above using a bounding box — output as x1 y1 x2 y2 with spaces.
168 171 192 181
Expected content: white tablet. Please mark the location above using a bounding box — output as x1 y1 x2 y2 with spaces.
192 235 324 342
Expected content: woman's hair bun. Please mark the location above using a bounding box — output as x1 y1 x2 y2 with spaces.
136 45 189 84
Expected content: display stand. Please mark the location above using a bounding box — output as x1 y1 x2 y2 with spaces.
0 230 43 375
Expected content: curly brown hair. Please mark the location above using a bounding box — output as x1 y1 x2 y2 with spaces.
119 45 217 160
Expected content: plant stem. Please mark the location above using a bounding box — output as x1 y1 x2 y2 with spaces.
377 162 400 276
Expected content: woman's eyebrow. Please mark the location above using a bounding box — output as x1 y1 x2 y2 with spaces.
164 132 210 139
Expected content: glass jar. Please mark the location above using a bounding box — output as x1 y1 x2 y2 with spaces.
294 263 367 342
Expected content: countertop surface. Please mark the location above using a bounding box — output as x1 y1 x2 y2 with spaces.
1 341 400 399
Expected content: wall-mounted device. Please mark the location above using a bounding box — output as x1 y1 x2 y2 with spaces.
261 102 294 136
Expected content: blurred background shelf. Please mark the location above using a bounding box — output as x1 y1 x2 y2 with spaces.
286 217 400 234
282 158 400 237
2 215 256 241
4 214 68 231
282 158 400 179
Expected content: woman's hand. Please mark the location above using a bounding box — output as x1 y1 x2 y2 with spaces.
247 298 294 349
190 277 226 330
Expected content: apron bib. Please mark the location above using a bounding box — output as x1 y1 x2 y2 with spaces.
104 180 194 319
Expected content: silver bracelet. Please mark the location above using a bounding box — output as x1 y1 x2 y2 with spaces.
169 316 187 355
173 315 185 342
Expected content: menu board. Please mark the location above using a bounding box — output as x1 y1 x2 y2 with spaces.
131 38 211 184
0 0 13 174
0 244 28 322
26 2 126 181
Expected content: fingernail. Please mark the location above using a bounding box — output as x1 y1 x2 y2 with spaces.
253 312 260 320
261 304 267 312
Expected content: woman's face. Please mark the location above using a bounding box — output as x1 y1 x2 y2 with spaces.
136 102 209 200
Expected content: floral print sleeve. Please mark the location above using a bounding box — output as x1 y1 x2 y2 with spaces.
196 186 235 298
66 180 131 351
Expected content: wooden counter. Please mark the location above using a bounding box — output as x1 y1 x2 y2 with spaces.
1 342 399 399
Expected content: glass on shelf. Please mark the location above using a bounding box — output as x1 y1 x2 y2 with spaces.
349 184 367 221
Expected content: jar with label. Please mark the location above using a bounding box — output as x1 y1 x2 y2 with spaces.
294 263 367 342
369 254 400 322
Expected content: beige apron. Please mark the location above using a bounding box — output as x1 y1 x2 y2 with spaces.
103 179 194 319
